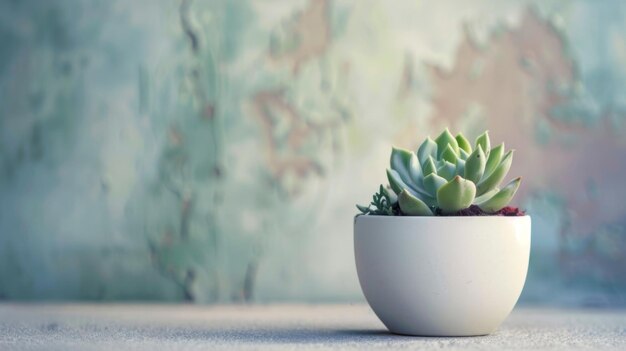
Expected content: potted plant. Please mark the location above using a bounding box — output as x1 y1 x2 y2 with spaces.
355 129 530 336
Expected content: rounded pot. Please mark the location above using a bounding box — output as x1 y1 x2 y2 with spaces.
354 215 531 336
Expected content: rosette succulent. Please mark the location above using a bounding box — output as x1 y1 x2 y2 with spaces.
357 129 522 216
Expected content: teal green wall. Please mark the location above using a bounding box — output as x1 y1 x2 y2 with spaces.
1 0 626 305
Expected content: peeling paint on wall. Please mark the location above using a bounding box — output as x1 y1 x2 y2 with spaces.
1 0 626 305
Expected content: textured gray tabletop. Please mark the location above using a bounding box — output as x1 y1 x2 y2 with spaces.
1 304 625 350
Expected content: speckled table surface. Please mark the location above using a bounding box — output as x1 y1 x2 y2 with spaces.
1 304 625 350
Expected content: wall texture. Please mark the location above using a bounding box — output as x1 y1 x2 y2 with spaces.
1 0 626 305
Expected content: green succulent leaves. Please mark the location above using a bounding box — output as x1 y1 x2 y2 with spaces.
464 145 486 183
475 131 491 157
387 169 411 196
435 128 459 158
477 177 522 212
423 157 437 176
476 150 513 196
485 143 504 177
357 185 398 216
437 176 476 214
441 144 458 164
357 129 522 216
437 160 456 181
398 189 433 216
423 173 447 197
455 133 472 154
417 137 437 166
390 147 416 185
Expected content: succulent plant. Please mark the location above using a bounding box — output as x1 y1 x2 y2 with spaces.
356 185 400 216
358 129 522 216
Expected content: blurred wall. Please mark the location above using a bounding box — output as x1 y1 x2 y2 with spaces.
1 0 626 305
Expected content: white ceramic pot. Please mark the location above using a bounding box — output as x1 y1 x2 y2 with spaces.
354 215 531 336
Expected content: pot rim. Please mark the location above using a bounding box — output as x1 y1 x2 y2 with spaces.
355 214 530 221
356 214 530 218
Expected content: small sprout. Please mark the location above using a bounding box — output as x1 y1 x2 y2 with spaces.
357 185 399 216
